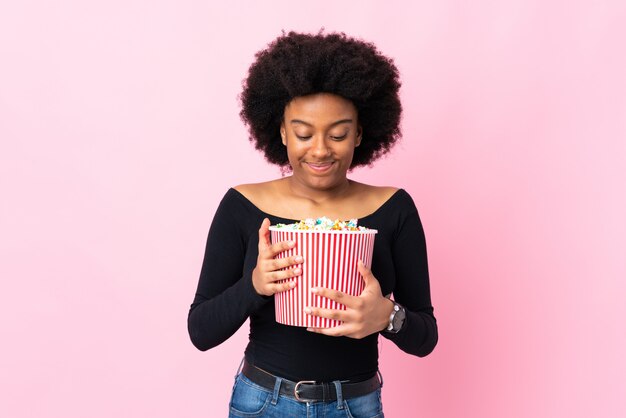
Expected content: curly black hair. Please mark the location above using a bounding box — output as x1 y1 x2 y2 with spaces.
239 30 402 169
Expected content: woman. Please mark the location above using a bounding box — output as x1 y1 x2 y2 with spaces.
188 31 438 417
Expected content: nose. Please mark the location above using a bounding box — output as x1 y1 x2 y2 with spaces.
310 135 331 158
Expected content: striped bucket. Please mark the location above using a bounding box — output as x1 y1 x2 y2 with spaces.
269 227 377 328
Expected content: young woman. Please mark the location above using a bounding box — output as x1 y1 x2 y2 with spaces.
188 31 438 417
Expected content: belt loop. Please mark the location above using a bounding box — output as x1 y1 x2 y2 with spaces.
271 377 282 405
377 369 384 388
235 357 245 378
332 381 344 409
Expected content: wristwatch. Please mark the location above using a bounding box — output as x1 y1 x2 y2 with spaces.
385 301 406 334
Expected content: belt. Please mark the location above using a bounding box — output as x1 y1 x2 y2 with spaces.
241 359 381 402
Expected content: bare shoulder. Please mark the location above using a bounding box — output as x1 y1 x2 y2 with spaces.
350 181 398 199
233 179 283 206
348 181 400 211
374 185 400 200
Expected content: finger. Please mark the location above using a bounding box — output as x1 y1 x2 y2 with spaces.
303 306 347 322
271 279 298 294
265 266 302 283
358 260 381 295
264 240 296 258
306 324 349 337
257 218 271 250
269 255 304 271
310 287 358 309
358 260 375 284
307 326 368 339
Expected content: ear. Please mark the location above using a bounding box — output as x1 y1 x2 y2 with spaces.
355 125 363 147
280 122 286 146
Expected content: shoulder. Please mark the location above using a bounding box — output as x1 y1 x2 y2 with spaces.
348 181 401 209
215 184 266 218
350 183 419 227
233 179 280 202
380 187 418 214
233 180 282 206
212 186 268 237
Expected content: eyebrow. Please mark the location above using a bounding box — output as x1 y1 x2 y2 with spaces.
290 119 353 127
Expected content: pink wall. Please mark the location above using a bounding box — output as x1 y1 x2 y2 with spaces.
1 1 625 417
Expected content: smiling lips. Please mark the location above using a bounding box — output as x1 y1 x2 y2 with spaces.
305 161 334 173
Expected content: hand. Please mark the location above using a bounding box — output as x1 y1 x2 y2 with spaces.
305 260 395 339
252 218 303 296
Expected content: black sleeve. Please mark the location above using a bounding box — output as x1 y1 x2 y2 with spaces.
381 195 438 357
187 191 270 351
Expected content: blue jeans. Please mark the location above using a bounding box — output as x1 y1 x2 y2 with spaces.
228 370 384 417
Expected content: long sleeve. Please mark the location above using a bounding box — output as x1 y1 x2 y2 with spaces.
381 196 438 357
187 192 270 351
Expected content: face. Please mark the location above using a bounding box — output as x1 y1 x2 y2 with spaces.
280 93 362 191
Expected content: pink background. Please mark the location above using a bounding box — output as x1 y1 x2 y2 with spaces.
1 1 625 417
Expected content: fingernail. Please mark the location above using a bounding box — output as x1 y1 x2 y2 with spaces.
310 287 318 294
289 281 296 287
304 307 311 314
295 256 303 263
288 241 295 247
293 268 301 275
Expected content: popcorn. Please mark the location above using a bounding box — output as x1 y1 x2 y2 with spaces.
273 216 370 231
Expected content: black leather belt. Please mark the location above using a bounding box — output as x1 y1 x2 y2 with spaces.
241 359 381 402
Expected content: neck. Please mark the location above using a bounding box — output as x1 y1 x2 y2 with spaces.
286 176 351 204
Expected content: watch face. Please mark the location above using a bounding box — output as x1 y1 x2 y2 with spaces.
393 307 406 329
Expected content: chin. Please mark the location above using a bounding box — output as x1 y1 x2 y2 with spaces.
305 176 343 190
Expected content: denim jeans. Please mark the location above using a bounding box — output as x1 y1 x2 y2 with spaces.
228 369 384 417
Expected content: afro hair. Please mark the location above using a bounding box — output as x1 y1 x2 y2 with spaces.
239 30 402 169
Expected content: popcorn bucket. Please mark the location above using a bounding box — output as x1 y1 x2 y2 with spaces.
269 227 377 328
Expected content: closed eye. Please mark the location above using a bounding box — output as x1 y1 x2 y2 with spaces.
296 135 312 141
330 134 347 141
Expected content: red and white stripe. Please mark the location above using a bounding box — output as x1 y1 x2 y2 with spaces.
269 228 377 328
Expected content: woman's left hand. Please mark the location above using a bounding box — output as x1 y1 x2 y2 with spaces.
305 260 395 339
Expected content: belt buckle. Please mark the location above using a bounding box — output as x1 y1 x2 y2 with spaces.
294 380 316 402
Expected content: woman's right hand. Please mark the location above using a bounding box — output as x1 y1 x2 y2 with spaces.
252 218 303 296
